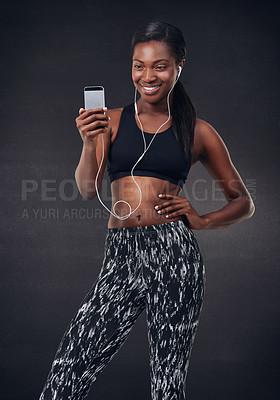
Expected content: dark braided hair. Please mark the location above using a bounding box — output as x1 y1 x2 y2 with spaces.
131 21 196 155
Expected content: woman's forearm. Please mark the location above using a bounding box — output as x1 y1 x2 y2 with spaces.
201 194 255 229
75 143 99 200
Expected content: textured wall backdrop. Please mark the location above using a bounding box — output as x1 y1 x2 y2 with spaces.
1 0 279 399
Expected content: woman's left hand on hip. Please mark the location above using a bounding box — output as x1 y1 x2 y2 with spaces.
154 194 208 230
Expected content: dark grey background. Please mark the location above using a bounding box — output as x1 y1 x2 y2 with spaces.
1 0 279 399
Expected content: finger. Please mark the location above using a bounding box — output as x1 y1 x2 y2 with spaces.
78 117 109 135
81 118 109 132
166 202 190 218
85 127 109 138
165 208 186 218
80 113 109 123
155 198 184 211
85 124 110 136
77 113 109 129
155 204 183 215
88 106 107 113
159 193 188 202
78 107 108 120
87 120 110 133
158 193 174 199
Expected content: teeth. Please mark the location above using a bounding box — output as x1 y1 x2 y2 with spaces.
143 86 160 91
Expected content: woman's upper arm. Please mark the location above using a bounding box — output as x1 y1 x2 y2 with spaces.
94 108 122 191
94 120 111 192
196 119 248 201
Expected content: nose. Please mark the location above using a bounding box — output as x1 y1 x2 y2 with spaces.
143 68 156 82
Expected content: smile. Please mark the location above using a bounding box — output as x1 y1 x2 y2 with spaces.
139 84 162 94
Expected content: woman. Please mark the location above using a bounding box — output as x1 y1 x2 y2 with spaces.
39 21 255 400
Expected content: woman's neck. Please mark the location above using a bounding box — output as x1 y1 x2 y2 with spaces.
137 93 174 115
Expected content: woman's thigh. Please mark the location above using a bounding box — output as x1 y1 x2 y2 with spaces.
140 220 206 399
39 231 147 400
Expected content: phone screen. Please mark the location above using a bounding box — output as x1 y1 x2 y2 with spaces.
84 86 105 110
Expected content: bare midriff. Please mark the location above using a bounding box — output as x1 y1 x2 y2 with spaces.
107 175 185 228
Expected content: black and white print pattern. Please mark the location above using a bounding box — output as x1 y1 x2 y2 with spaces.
39 220 206 400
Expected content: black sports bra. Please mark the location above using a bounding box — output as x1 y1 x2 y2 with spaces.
106 103 192 188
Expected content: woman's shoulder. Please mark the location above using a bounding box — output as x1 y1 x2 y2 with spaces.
106 107 124 118
195 118 227 156
194 117 229 162
195 117 219 138
106 107 125 143
106 103 134 118
107 106 124 113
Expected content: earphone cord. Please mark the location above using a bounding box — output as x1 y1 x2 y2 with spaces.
94 74 179 221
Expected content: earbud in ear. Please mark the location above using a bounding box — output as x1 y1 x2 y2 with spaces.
177 66 182 79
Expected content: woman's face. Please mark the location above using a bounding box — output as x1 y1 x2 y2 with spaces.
132 40 182 104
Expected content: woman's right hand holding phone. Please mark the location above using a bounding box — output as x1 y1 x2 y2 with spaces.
75 107 111 148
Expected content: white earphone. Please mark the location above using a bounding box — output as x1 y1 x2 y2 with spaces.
94 66 182 220
177 65 182 79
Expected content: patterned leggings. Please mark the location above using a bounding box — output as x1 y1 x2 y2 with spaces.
39 219 206 400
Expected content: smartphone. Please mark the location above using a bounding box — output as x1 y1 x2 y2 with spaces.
84 86 105 111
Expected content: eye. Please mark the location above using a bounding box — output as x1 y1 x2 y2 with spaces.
134 64 143 70
155 65 167 71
